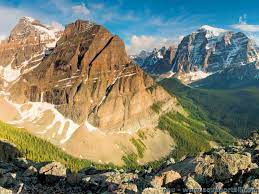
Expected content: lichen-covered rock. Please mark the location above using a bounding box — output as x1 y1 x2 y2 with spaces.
142 187 169 194
250 179 259 194
13 158 31 169
151 170 181 188
116 183 138 193
105 172 138 184
184 177 202 194
213 151 252 180
39 162 66 177
195 155 214 178
0 172 16 187
0 132 257 193
39 162 67 183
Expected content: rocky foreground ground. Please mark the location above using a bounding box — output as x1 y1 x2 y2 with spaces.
0 131 258 194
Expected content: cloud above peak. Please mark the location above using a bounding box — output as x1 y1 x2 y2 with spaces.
231 14 259 32
231 24 259 32
126 35 177 55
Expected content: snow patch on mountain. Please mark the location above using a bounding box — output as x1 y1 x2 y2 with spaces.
23 16 35 23
84 121 98 132
187 71 213 82
4 97 80 144
157 51 164 59
199 25 227 36
0 59 20 82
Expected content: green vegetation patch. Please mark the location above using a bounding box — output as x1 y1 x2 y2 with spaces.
122 153 139 170
137 130 146 140
130 138 146 158
160 78 259 138
159 112 211 160
0 121 115 172
151 101 163 113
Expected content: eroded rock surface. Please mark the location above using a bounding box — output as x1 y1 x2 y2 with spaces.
0 131 258 193
4 19 175 132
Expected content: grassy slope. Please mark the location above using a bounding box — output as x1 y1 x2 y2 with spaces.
160 78 259 138
0 121 115 172
159 111 234 161
122 80 235 166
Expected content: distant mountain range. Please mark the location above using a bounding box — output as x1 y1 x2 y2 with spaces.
130 46 176 75
132 25 259 84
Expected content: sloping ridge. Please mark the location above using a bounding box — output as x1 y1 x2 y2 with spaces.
6 19 176 132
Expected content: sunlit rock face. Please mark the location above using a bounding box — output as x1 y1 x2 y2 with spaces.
172 25 259 73
2 19 175 132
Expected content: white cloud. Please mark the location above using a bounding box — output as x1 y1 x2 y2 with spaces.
231 24 259 32
72 3 90 16
0 35 6 41
126 35 176 55
231 14 259 32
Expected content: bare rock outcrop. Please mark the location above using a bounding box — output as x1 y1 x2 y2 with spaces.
8 19 175 132
0 132 258 193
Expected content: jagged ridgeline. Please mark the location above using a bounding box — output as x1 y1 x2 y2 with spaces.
0 17 234 168
132 25 259 84
0 17 179 166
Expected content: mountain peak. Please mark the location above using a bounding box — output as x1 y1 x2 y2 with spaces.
20 16 36 23
9 16 62 43
199 25 227 36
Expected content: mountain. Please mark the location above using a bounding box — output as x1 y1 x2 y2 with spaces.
0 16 62 78
0 17 180 165
0 17 237 166
7 19 175 131
132 25 259 84
171 25 259 83
131 46 176 75
129 50 151 66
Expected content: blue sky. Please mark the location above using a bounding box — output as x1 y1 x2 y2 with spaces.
1 0 259 54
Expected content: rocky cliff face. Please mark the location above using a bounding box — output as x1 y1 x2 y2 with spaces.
0 131 258 193
131 46 176 75
6 19 173 132
171 25 259 83
0 17 62 82
132 26 259 84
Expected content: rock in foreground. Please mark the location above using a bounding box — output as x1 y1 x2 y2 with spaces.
0 131 258 193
